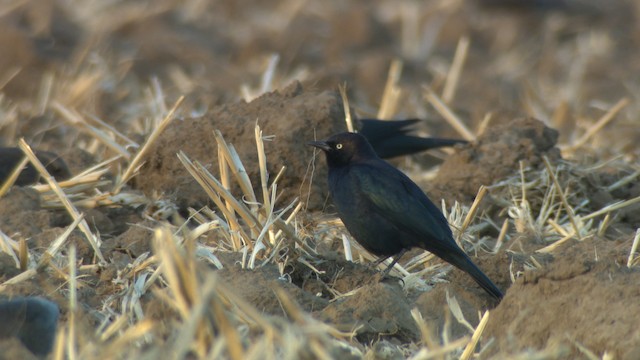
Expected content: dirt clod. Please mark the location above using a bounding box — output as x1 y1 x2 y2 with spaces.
484 238 640 359
430 117 561 203
135 81 346 211
318 282 419 343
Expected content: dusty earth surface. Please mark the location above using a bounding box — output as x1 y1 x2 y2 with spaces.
0 0 639 359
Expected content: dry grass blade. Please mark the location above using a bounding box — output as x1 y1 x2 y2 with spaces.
0 66 21 90
410 308 438 350
582 194 640 221
0 268 38 292
423 86 475 141
153 227 198 319
39 214 85 272
476 112 492 137
457 185 487 244
0 231 20 268
218 136 237 227
460 311 490 360
273 217 316 255
196 156 260 236
210 285 245 360
570 338 601 360
410 337 470 360
446 292 475 333
177 151 254 247
18 237 28 271
493 219 509 252
173 276 221 359
85 113 139 152
98 315 129 342
114 95 184 192
255 124 271 211
272 199 302 243
35 168 111 192
51 102 130 158
607 169 640 192
338 82 355 132
275 287 354 342
442 36 469 104
410 307 471 359
52 326 65 360
536 231 575 254
543 157 582 241
0 155 29 197
18 139 105 262
214 130 258 205
241 53 280 102
67 245 78 360
37 72 54 115
100 320 155 355
34 163 114 209
378 59 403 119
563 97 629 151
627 228 640 268
341 234 353 262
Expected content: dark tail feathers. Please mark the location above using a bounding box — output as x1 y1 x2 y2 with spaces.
442 251 504 300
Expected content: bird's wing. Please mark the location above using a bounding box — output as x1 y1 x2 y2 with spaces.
352 162 452 242
373 136 467 159
359 119 420 142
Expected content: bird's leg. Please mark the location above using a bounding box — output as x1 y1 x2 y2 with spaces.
371 254 392 267
379 248 409 278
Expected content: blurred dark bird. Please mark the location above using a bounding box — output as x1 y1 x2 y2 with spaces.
309 132 503 300
0 297 60 356
0 147 71 186
359 119 466 159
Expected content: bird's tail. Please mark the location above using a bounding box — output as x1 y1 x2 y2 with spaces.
442 252 504 300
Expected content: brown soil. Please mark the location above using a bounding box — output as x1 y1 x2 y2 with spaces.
429 117 561 204
135 81 348 212
485 236 640 359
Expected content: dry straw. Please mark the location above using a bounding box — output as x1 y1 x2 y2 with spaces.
19 139 105 262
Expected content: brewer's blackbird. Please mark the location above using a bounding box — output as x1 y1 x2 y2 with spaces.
309 132 503 300
359 119 467 159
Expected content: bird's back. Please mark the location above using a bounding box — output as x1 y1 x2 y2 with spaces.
328 158 456 256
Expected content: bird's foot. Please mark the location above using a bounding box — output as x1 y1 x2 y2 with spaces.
373 271 405 287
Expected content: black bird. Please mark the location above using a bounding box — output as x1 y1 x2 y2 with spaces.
308 132 503 300
0 147 71 186
359 119 467 159
0 297 60 356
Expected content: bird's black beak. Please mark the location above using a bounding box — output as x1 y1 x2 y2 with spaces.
307 140 331 152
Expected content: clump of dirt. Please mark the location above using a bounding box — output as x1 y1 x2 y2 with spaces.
103 219 155 259
415 285 482 342
0 188 51 239
412 251 509 341
0 338 38 360
483 236 640 359
218 265 329 315
135 81 346 211
289 252 378 298
429 117 561 204
317 282 419 343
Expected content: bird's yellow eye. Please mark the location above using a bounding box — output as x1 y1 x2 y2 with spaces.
336 143 343 149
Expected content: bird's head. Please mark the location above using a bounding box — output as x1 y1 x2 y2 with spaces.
308 132 377 167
